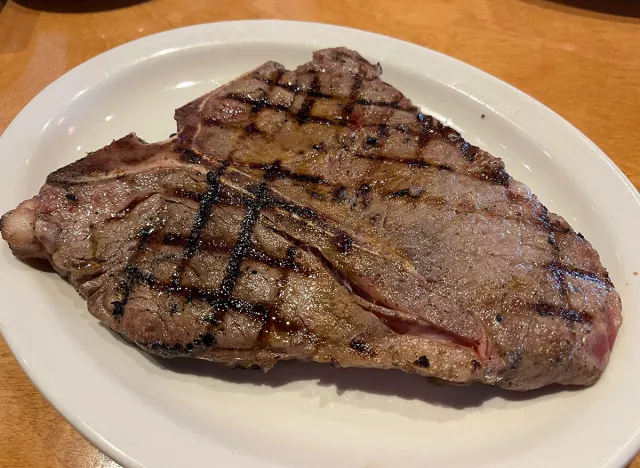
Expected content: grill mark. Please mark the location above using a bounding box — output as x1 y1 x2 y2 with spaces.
540 206 569 299
123 265 255 314
111 225 157 317
209 92 507 185
270 68 286 89
534 303 591 323
221 94 424 132
253 74 411 111
214 183 269 315
253 73 332 99
204 174 311 327
225 93 291 114
163 158 230 320
245 68 289 140
356 153 455 173
155 234 307 274
549 261 613 289
199 111 501 189
166 178 571 237
116 188 307 331
182 166 227 259
251 160 328 185
549 252 569 298
341 73 364 123
171 188 322 225
354 121 390 203
294 75 321 124
267 195 320 222
113 161 229 319
247 245 304 273
389 188 411 198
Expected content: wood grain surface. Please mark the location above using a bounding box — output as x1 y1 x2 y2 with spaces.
0 0 638 466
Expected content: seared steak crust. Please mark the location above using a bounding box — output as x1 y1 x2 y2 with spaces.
1 48 621 390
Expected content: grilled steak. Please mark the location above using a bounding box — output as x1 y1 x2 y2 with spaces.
1 48 621 390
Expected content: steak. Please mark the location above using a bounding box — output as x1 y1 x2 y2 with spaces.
0 48 622 390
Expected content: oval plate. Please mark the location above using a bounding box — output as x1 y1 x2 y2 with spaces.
1 20 639 468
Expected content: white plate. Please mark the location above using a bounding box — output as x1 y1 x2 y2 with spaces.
1 20 639 468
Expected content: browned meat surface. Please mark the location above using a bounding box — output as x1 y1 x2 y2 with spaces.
0 48 622 390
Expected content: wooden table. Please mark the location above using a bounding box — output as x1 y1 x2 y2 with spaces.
0 0 638 466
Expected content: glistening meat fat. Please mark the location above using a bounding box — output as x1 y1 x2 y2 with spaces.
0 48 622 391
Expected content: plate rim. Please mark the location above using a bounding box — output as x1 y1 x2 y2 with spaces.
1 19 639 468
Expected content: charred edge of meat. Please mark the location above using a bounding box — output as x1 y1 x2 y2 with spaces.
460 141 478 162
349 338 373 355
147 332 217 355
478 167 510 186
535 303 591 323
414 355 430 368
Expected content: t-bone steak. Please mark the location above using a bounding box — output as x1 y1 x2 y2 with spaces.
0 48 622 390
